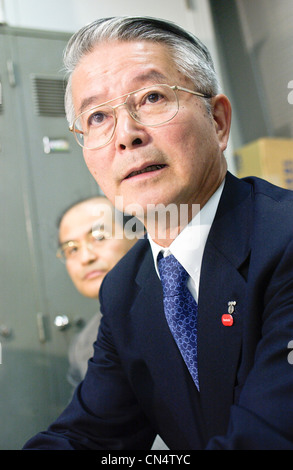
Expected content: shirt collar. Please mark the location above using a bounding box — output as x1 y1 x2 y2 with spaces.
148 180 225 281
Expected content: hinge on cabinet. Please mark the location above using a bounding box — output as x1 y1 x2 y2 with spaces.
36 312 47 343
6 59 16 87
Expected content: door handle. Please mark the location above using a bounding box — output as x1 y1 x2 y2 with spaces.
53 315 84 331
54 315 70 331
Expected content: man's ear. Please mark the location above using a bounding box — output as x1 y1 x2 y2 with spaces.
211 94 232 152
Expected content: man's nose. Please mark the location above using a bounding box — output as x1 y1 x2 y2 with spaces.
114 107 148 151
80 243 98 264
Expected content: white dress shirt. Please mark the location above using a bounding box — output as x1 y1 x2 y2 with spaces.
148 180 225 303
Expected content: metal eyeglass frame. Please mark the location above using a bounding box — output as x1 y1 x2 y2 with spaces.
69 84 212 150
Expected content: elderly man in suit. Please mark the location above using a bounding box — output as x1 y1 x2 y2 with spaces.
24 16 293 450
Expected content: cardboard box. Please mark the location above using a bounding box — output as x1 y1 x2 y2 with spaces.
234 138 293 190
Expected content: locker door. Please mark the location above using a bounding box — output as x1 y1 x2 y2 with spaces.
0 27 100 449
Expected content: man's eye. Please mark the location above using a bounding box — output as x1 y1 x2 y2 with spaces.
67 246 79 256
88 111 108 126
94 233 106 241
145 91 164 104
91 229 111 242
93 232 109 242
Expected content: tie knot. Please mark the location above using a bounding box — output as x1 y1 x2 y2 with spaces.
158 253 189 296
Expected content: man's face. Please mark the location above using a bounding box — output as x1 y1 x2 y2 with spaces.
71 41 230 225
59 198 135 299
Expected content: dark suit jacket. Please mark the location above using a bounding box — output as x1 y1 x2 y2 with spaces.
24 172 293 449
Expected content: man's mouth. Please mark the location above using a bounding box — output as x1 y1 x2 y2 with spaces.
84 269 105 280
126 164 166 179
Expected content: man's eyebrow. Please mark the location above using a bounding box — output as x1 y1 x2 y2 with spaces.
79 95 103 115
60 228 93 247
78 70 169 115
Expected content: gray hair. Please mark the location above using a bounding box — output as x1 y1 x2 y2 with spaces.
63 16 221 124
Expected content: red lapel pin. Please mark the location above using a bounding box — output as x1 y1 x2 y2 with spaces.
221 301 236 327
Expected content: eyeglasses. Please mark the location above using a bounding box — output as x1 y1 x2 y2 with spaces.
70 84 212 150
56 229 110 263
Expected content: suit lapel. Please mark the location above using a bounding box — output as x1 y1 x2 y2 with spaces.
129 173 253 445
198 172 252 438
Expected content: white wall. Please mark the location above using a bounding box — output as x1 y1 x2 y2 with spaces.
1 0 200 32
0 0 220 71
1 0 235 171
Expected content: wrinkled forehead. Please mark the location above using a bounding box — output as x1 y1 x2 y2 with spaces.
71 40 182 114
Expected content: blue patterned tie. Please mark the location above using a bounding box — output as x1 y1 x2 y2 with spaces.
158 253 199 390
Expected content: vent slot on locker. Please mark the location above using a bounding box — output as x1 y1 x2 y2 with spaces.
31 75 66 117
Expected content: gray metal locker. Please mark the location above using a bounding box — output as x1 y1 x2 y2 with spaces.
0 25 101 449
